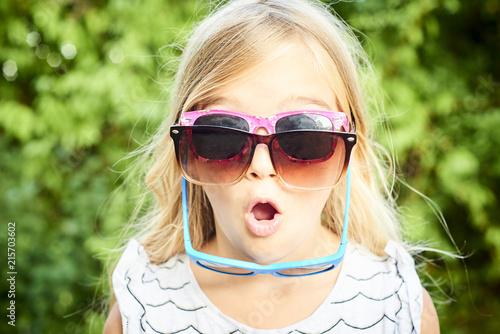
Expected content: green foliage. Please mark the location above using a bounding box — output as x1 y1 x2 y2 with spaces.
0 0 498 333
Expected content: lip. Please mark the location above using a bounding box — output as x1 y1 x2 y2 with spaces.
245 197 283 237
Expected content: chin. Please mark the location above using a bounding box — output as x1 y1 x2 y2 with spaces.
244 253 285 266
235 238 295 265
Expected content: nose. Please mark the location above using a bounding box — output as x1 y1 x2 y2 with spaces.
246 128 278 182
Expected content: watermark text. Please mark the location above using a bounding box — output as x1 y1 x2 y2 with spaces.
6 222 16 327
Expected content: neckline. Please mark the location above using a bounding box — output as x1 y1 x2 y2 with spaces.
183 243 351 333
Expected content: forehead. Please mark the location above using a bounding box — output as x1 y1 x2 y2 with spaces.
199 40 342 117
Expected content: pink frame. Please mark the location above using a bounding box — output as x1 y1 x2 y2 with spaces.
179 110 351 133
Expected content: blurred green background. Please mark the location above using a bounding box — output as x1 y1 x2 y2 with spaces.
0 0 498 333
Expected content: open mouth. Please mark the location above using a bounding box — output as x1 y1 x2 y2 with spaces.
245 199 283 237
252 202 278 221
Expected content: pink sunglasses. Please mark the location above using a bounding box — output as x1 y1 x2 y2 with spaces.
170 110 356 190
179 109 350 133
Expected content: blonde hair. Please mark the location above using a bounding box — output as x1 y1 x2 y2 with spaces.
134 0 402 264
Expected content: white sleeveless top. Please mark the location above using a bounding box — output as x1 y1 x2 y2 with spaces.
113 239 423 333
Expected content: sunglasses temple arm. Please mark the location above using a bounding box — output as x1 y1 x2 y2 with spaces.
349 109 357 133
182 178 191 243
340 164 352 246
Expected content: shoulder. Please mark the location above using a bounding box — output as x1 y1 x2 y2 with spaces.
421 287 440 333
103 303 122 334
338 241 426 333
111 239 191 333
383 241 440 334
345 240 419 286
113 239 148 278
112 239 189 291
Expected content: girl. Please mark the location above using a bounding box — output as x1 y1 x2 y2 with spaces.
104 0 439 333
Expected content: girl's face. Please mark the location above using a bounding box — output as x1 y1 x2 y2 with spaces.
200 43 342 265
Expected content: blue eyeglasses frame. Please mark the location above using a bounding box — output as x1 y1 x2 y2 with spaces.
181 165 352 277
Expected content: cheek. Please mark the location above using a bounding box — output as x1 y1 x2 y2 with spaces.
203 187 224 212
202 186 242 219
290 189 332 218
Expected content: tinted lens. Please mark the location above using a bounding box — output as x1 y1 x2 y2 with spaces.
272 132 346 189
277 264 335 276
194 114 249 131
190 128 248 161
197 260 254 275
178 127 253 185
276 131 336 161
276 114 333 132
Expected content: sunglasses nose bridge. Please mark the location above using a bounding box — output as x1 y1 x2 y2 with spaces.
253 134 274 167
248 116 275 134
246 133 278 180
253 133 275 157
253 133 272 145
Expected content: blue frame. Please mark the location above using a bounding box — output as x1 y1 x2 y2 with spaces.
182 166 352 277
